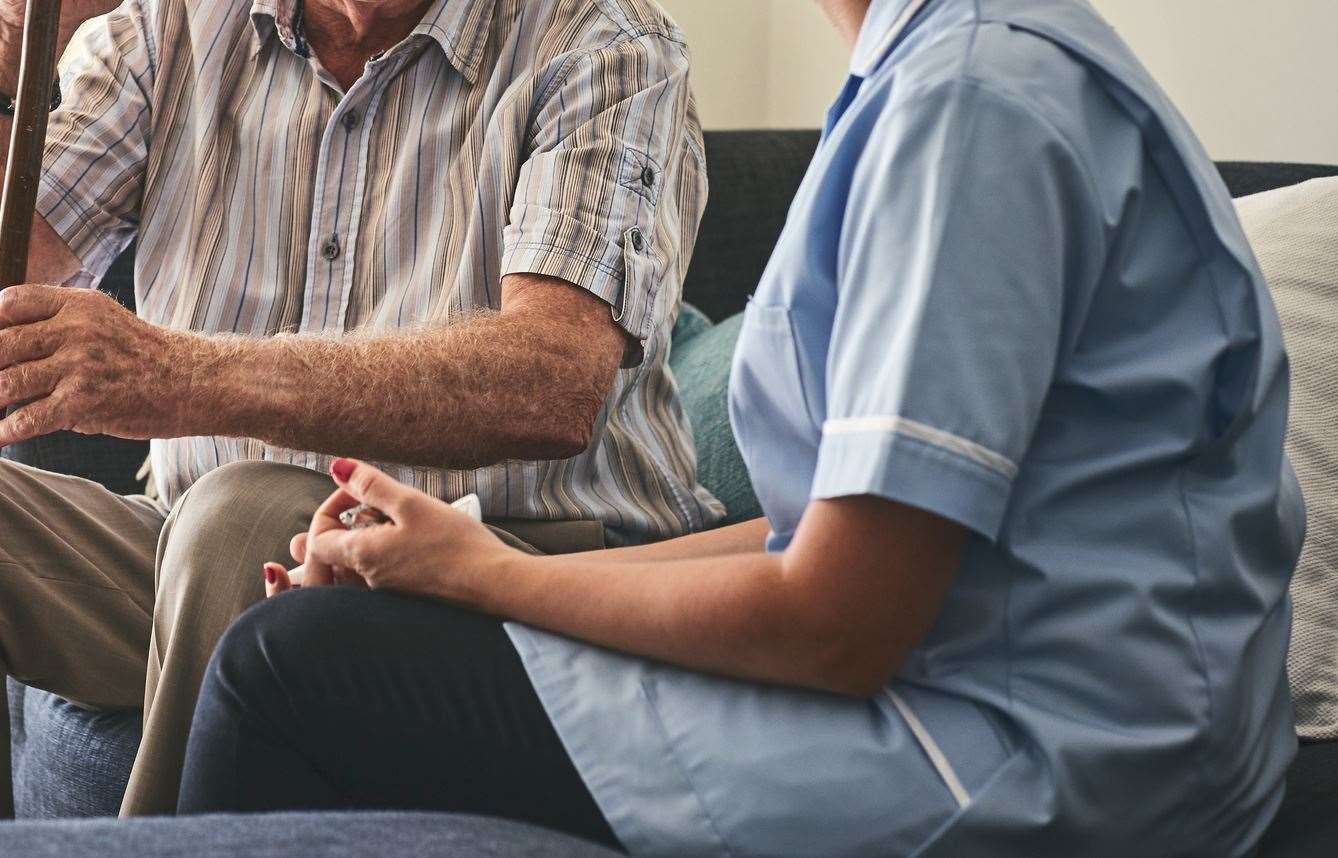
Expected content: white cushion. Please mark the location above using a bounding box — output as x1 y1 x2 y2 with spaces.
1236 177 1338 740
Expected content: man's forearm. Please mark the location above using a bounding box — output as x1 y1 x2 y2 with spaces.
184 311 621 469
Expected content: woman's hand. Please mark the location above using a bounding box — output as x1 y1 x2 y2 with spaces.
265 458 517 602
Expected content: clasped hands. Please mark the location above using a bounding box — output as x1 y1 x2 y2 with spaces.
264 457 518 603
0 284 192 447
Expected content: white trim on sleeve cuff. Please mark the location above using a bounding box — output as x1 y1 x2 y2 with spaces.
822 416 1018 480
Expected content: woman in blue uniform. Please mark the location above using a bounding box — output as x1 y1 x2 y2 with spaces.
177 1 1303 854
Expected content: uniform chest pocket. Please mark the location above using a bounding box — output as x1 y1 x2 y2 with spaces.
729 303 825 531
730 303 823 441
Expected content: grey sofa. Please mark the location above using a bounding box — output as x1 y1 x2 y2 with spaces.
5 131 1338 855
0 812 620 856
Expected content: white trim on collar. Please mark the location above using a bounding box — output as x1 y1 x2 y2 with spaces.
851 0 935 78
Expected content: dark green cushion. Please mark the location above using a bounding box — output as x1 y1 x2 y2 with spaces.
669 306 762 525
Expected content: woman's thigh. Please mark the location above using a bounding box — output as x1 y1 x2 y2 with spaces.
179 586 619 849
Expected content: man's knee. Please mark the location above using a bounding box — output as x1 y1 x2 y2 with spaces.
0 456 21 485
0 458 49 512
157 461 331 601
168 461 325 527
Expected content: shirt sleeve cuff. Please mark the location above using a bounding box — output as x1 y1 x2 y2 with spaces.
502 204 659 353
37 173 131 281
811 423 1016 541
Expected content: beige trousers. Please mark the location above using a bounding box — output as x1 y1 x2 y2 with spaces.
0 458 335 816
0 457 606 817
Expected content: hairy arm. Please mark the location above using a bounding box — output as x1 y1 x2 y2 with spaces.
194 273 627 466
0 272 626 464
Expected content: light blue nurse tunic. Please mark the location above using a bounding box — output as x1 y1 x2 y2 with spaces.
505 0 1306 854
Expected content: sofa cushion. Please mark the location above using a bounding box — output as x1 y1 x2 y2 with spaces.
0 811 618 857
1235 178 1338 741
669 306 761 525
1257 741 1338 858
8 678 140 818
1217 162 1338 200
685 131 820 323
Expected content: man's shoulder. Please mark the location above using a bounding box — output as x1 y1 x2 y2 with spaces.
147 0 252 18
872 17 1130 168
131 0 255 37
519 0 688 59
588 0 687 44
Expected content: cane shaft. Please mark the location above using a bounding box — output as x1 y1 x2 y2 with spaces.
0 0 64 821
0 0 63 289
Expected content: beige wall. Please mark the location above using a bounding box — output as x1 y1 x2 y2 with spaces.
1090 0 1338 163
662 0 845 130
660 0 1338 164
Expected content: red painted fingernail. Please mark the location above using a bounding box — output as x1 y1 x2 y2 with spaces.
331 458 356 482
264 565 277 584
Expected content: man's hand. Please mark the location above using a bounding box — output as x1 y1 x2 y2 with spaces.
0 284 195 446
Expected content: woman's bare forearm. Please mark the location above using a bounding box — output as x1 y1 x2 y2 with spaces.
576 517 770 563
476 546 837 690
456 498 965 697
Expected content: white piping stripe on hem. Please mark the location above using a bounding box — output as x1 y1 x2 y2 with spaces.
822 416 1018 480
885 689 971 809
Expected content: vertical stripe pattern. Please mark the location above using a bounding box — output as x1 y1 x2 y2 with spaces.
39 0 723 543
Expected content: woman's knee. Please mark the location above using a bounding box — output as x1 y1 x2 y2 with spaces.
204 588 370 707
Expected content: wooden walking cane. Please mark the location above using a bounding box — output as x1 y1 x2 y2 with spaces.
0 0 64 821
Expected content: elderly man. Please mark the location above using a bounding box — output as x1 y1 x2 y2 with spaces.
0 0 718 816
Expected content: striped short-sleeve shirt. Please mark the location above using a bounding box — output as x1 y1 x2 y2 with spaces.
40 0 724 542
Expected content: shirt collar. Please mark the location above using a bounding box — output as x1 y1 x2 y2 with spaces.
249 0 496 84
849 0 936 78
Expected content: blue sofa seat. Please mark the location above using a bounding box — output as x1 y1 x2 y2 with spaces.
0 811 617 856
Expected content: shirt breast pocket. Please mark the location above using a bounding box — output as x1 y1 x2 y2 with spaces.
729 302 824 526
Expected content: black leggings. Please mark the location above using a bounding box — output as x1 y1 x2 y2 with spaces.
177 587 622 851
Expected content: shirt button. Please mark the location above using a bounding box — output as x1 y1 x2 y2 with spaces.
341 111 359 131
640 166 656 188
321 235 342 261
629 229 645 252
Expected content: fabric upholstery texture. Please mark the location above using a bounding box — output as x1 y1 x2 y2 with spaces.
0 812 618 857
682 131 821 322
1217 162 1338 200
7 678 139 819
668 307 760 525
1256 742 1338 858
4 133 1338 855
1235 178 1338 741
